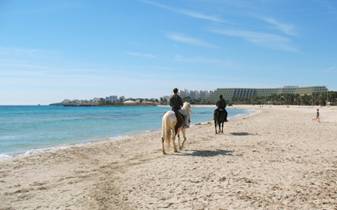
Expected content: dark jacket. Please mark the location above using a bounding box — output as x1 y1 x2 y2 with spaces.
169 94 183 111
216 99 227 110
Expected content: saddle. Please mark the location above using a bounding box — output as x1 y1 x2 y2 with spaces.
214 108 228 122
174 110 186 133
179 109 190 128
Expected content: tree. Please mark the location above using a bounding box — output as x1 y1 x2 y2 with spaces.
301 94 312 105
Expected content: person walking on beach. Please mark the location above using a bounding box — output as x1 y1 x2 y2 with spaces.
169 88 185 130
315 108 320 123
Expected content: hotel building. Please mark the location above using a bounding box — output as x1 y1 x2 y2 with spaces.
210 86 328 102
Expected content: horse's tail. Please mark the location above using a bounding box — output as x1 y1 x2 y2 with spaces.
161 114 165 141
161 113 171 146
213 109 218 123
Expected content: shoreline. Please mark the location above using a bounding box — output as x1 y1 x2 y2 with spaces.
1 105 337 209
0 108 254 161
0 135 133 161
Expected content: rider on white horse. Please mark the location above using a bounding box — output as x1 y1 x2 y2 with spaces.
169 88 185 133
162 90 191 154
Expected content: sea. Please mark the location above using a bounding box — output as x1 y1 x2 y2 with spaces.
0 105 251 157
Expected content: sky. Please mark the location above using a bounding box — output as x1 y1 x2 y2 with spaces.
0 0 337 105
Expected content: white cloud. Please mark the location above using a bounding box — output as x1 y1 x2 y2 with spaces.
126 51 156 59
140 0 226 23
177 9 225 23
260 17 297 36
167 32 217 48
210 28 299 52
174 54 234 67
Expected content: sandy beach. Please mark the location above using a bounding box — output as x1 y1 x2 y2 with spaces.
1 106 337 209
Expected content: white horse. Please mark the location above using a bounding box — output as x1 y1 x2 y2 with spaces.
161 102 192 154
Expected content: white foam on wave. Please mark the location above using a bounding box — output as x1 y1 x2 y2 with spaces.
0 154 11 160
0 144 80 161
21 145 71 157
0 135 136 161
108 135 131 141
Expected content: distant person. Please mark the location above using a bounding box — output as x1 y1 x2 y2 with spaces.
316 108 320 123
312 108 320 123
169 88 185 129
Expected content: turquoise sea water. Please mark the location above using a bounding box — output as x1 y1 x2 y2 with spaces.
0 105 250 156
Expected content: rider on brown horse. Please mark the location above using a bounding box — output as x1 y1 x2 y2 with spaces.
216 95 227 116
214 95 228 133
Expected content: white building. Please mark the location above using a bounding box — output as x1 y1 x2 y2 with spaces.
105 95 118 103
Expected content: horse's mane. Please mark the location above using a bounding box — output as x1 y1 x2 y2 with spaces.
182 102 191 113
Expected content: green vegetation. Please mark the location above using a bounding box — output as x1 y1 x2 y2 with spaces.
160 91 337 106
231 91 337 106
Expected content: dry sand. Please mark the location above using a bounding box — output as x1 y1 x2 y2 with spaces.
1 106 337 210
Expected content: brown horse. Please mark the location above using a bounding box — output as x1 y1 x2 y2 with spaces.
214 109 227 134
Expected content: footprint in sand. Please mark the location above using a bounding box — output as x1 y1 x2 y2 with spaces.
31 181 47 187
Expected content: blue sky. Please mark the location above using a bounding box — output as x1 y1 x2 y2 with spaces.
1 0 337 104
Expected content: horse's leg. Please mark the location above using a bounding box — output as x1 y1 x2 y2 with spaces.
166 129 171 148
181 128 187 150
177 128 181 151
161 137 166 155
214 121 218 134
221 122 224 133
172 129 178 152
163 128 171 154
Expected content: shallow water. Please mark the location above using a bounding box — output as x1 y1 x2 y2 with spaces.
0 105 250 155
